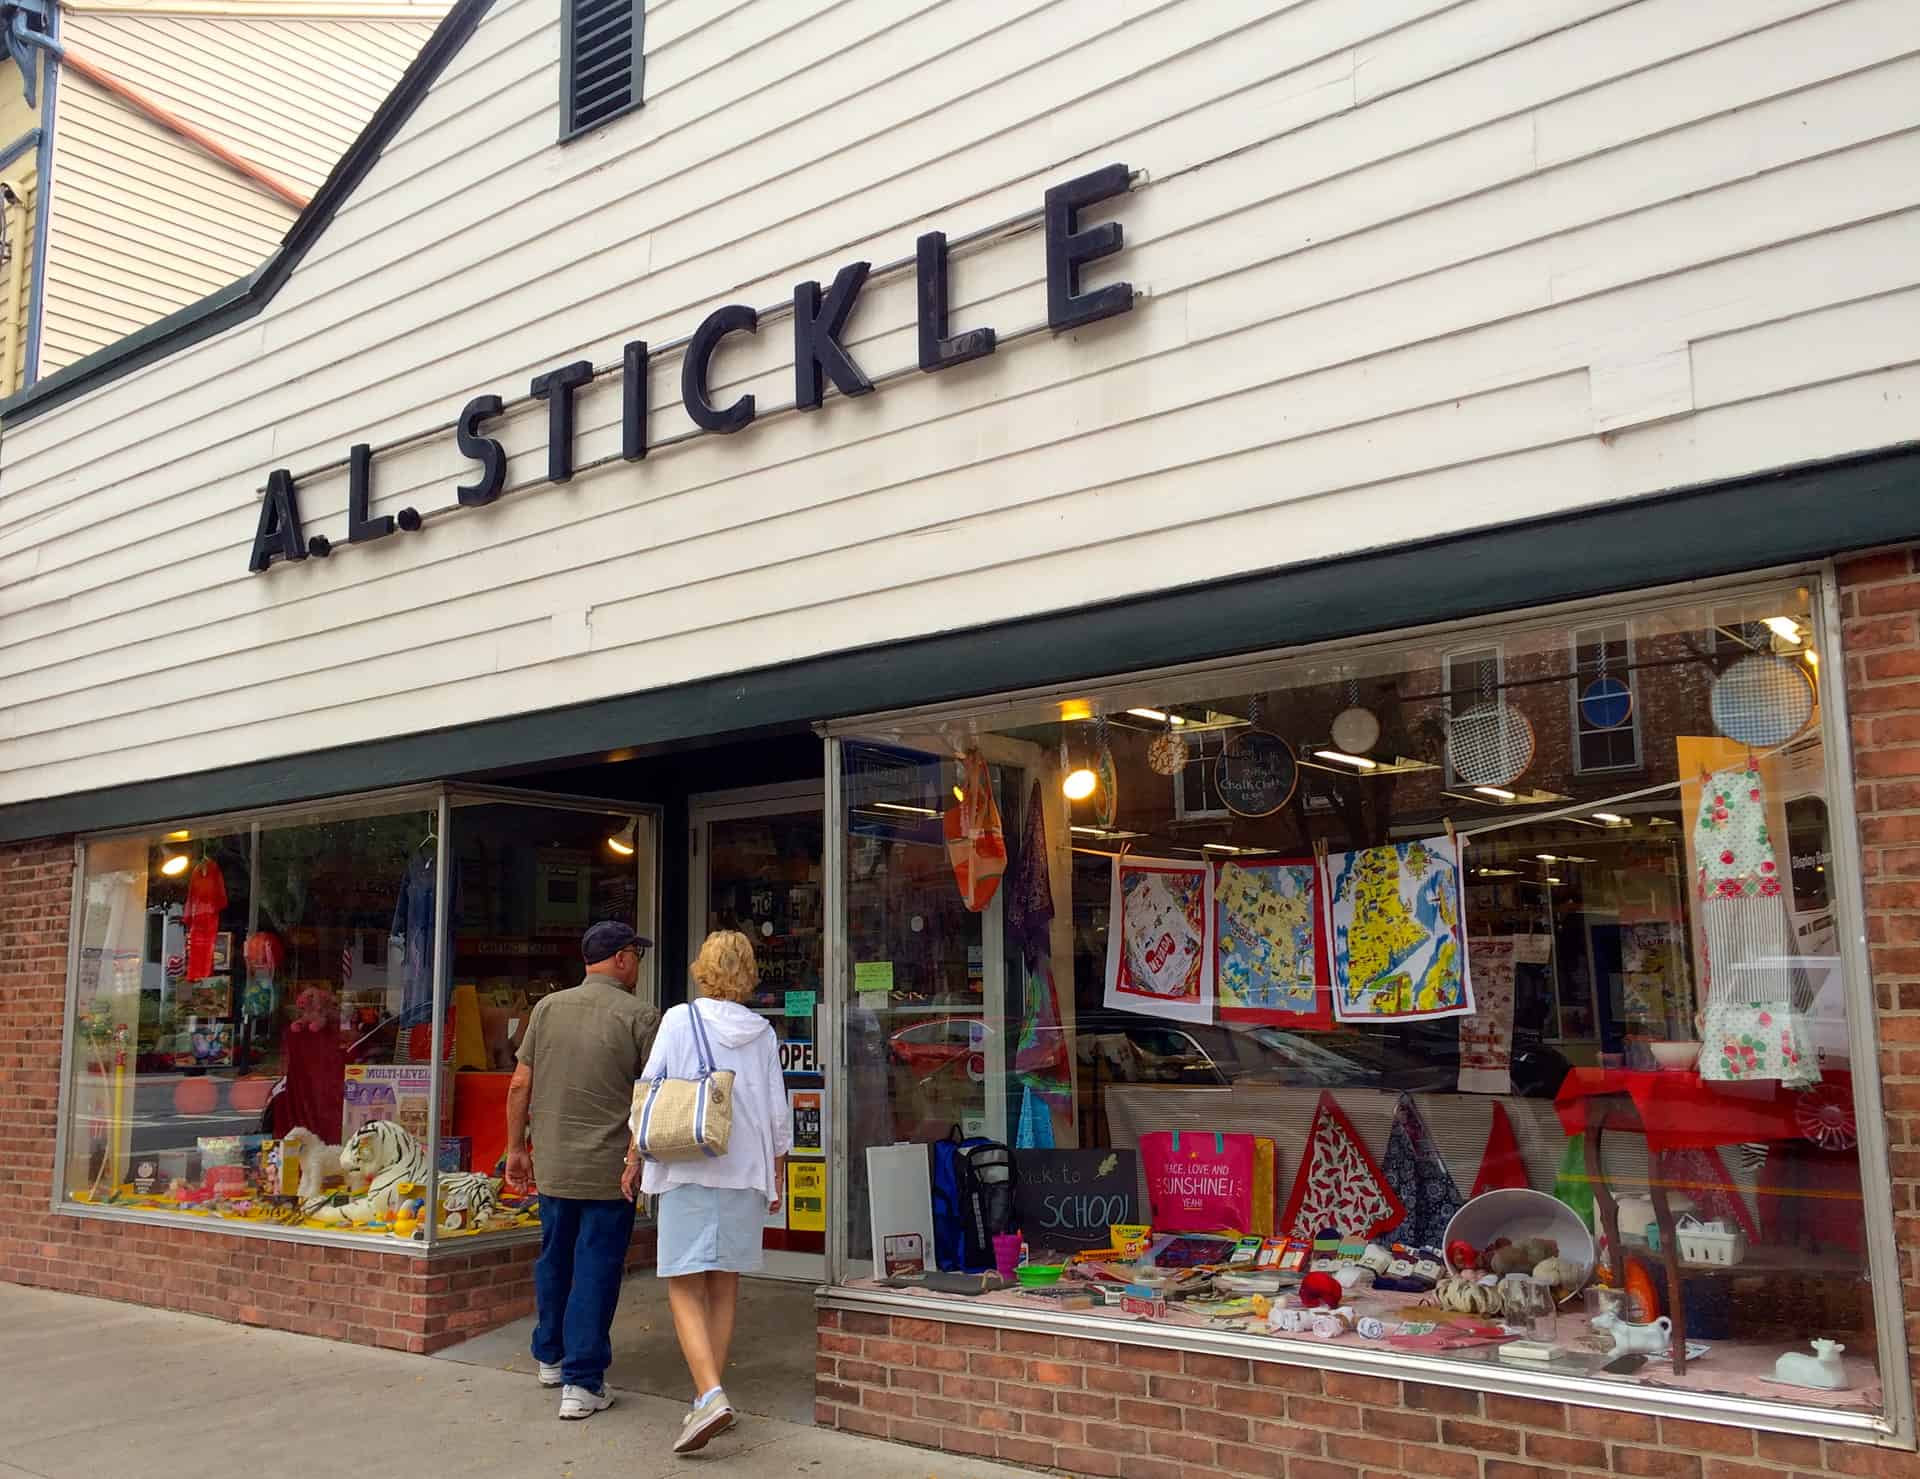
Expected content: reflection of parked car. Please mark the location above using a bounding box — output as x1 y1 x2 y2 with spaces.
888 1017 986 1076
1076 1010 1455 1093
892 1009 1459 1093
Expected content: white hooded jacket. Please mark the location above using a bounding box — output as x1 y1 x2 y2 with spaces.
635 997 793 1200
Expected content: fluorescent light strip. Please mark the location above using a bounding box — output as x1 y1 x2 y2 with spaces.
1315 749 1378 771
1763 615 1802 645
872 802 939 817
1127 707 1187 725
1474 786 1517 801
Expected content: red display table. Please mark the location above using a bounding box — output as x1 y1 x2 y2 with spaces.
1553 1067 1855 1375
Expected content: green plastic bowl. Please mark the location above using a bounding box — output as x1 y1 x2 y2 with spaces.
1016 1263 1066 1287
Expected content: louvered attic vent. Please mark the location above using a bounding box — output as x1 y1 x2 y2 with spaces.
562 0 645 140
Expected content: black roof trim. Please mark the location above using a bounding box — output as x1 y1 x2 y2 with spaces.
1 442 1914 845
0 0 496 428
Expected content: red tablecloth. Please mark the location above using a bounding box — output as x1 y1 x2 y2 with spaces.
1554 1067 1852 1152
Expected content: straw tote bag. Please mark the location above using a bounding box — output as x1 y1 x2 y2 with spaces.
630 1000 735 1162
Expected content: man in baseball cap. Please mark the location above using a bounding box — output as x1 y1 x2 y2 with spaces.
505 919 659 1420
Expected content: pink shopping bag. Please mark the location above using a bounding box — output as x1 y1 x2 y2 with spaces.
1139 1130 1257 1234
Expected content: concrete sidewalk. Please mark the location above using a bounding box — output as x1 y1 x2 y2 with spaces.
434 1272 821 1426
0 1284 1031 1479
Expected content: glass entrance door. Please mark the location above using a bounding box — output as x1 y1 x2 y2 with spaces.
689 783 826 1282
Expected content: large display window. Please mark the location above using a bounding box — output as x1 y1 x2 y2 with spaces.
828 575 1902 1430
56 785 659 1250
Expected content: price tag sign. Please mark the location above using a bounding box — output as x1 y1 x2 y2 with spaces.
853 961 894 993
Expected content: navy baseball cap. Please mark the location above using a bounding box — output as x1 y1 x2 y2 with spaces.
582 921 652 962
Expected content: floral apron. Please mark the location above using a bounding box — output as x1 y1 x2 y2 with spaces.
1694 759 1817 1088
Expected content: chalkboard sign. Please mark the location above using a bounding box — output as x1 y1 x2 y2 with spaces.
1214 730 1298 817
1012 1148 1140 1253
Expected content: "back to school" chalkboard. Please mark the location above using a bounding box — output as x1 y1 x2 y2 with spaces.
1012 1148 1140 1253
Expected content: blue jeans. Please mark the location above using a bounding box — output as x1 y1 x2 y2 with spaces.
532 1196 637 1392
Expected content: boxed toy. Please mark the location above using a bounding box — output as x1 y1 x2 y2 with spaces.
436 1136 472 1173
341 1065 452 1141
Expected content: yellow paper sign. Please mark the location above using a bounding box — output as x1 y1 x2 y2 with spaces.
787 1161 827 1232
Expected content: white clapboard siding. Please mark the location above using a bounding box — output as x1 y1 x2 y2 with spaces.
4 0 1885 561
64 10 443 193
35 7 445 374
0 0 1917 804
9 49 1915 639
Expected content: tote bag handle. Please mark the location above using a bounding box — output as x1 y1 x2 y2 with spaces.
649 998 720 1084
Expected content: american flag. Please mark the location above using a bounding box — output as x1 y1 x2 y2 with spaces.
341 940 355 986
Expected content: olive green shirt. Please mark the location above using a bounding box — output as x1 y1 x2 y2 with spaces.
516 974 660 1201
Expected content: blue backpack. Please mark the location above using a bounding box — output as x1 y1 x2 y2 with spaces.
930 1127 1018 1273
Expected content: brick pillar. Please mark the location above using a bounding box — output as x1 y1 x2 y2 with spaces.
0 837 73 1287
1841 547 1920 1395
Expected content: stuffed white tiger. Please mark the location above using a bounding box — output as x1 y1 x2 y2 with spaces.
306 1120 498 1229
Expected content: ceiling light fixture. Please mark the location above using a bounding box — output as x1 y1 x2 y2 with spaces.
1592 812 1626 825
1127 707 1186 726
1063 768 1098 801
872 802 940 818
160 852 190 877
1315 749 1378 771
605 819 638 856
1763 616 1803 645
1536 854 1560 863
1474 785 1517 801
165 829 191 842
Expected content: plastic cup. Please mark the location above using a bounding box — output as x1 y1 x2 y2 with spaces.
993 1233 1022 1281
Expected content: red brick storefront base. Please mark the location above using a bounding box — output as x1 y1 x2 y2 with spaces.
0 836 655 1353
815 1309 1910 1479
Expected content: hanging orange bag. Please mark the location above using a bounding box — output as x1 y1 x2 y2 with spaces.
945 749 1007 912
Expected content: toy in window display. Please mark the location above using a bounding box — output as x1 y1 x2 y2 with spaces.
306 1120 499 1229
278 1126 358 1204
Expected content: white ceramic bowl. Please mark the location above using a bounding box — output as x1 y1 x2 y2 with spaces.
1647 1040 1700 1071
1443 1187 1596 1278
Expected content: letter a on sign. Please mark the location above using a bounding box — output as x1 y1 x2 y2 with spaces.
248 469 308 572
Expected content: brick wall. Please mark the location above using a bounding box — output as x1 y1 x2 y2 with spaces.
815 1314 1896 1479
0 835 654 1353
816 546 1920 1479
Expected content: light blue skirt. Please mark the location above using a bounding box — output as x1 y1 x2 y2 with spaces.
655 1184 768 1277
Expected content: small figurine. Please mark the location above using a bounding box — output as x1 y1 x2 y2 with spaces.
1592 1308 1674 1358
1773 1340 1848 1390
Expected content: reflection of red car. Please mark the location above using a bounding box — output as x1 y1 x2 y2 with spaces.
888 1018 989 1077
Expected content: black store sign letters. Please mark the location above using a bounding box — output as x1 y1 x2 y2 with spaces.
249 163 1136 573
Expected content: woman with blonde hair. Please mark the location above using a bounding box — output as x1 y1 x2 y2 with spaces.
630 929 790 1454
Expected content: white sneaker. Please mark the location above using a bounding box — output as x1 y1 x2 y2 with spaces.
673 1390 735 1454
537 1361 564 1388
558 1384 613 1421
